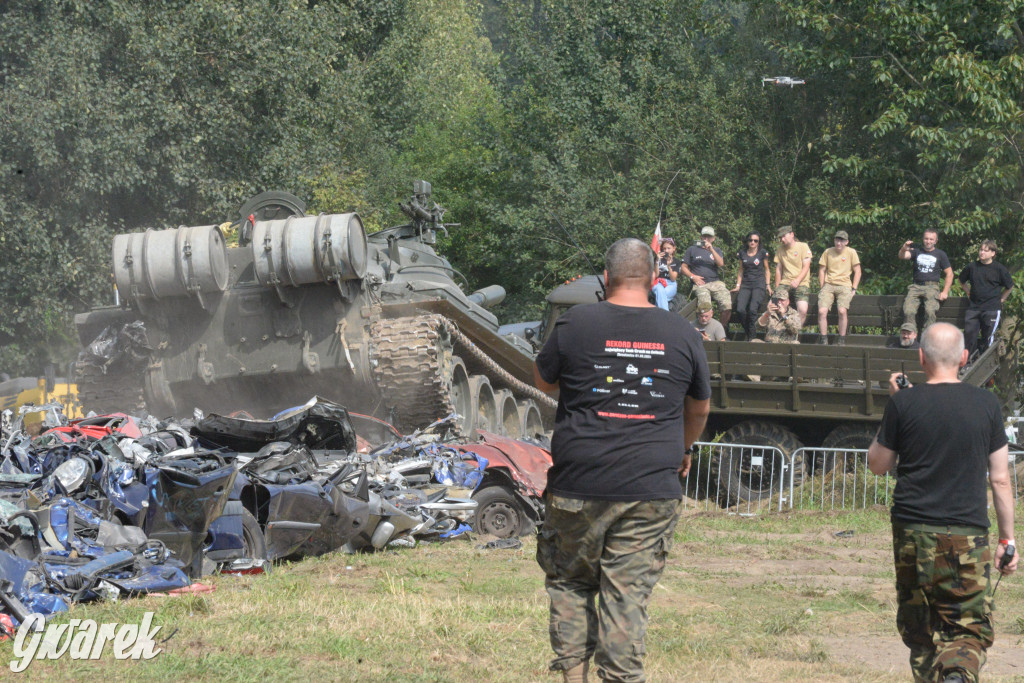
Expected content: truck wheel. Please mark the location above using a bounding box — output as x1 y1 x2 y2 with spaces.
472 486 532 538
719 421 803 504
819 424 877 475
241 508 268 561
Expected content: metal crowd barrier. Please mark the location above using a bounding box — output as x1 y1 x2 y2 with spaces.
682 441 793 516
794 447 893 511
683 443 1024 515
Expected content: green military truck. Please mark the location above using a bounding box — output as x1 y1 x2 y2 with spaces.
522 275 1018 501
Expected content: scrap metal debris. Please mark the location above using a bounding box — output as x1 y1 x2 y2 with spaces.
0 397 552 627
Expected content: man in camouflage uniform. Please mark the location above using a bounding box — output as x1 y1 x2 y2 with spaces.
755 295 802 344
868 323 1017 683
534 238 711 682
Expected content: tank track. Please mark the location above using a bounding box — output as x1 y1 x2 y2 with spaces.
371 314 555 432
370 316 456 432
75 362 146 415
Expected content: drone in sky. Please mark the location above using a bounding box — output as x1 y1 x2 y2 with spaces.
762 76 805 87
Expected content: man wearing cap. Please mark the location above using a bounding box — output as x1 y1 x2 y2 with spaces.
899 228 953 334
958 239 1013 359
773 225 812 326
756 294 802 344
887 322 921 349
816 230 861 345
651 237 681 311
693 301 726 342
681 226 732 328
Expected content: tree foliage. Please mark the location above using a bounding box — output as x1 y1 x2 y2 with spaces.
0 0 1020 378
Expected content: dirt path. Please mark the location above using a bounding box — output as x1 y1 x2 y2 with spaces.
671 521 1024 679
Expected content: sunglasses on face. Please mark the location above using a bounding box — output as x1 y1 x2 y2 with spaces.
749 238 759 243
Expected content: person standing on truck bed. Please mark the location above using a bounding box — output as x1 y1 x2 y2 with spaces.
681 226 732 329
533 237 711 683
773 225 812 327
958 239 1013 360
731 231 772 341
867 323 1017 683
899 228 953 335
816 230 861 346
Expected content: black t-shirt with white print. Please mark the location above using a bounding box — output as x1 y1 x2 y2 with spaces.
535 301 711 501
908 246 951 284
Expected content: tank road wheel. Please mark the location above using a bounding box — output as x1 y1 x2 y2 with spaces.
496 390 521 438
718 421 804 505
518 400 544 440
819 424 878 475
448 356 473 434
469 375 498 435
472 486 531 538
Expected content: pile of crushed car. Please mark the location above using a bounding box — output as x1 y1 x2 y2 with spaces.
0 397 551 630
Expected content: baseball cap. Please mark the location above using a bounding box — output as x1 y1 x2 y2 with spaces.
834 230 849 241
776 225 793 239
900 322 917 334
697 302 713 313
700 226 715 237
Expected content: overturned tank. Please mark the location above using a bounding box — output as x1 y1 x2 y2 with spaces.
75 182 553 435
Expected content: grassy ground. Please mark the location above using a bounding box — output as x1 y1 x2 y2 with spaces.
4 507 1023 682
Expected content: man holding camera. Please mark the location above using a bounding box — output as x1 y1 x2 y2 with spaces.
868 323 1017 683
773 225 813 326
756 294 802 344
899 228 953 335
681 226 732 327
534 237 711 683
651 237 681 311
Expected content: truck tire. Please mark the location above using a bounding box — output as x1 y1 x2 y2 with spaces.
819 424 877 474
719 421 803 504
472 486 532 538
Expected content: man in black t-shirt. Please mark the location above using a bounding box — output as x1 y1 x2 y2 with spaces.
898 228 953 334
868 323 1017 683
958 239 1013 358
534 237 711 683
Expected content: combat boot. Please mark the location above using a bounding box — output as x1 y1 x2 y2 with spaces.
941 671 966 683
562 661 589 683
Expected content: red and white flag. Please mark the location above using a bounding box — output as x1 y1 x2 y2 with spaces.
650 221 662 252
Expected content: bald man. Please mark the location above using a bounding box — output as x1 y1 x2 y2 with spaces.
534 237 711 683
868 323 1017 683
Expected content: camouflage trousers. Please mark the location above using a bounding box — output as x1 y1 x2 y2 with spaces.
536 495 681 683
892 521 994 683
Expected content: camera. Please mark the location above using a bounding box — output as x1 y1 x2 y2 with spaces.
770 296 781 305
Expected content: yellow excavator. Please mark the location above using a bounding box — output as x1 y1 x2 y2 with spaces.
0 366 83 432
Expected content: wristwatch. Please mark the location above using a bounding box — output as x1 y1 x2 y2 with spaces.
684 446 693 456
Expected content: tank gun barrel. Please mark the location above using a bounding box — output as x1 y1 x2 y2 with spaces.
468 285 506 309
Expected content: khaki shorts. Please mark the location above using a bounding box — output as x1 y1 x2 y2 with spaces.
818 283 854 311
694 279 732 310
775 283 809 304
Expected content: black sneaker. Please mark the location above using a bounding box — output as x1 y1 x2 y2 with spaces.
817 336 828 345
836 336 846 346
